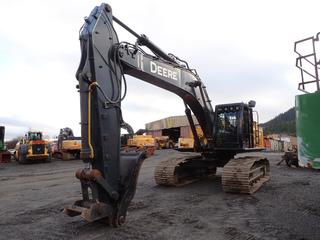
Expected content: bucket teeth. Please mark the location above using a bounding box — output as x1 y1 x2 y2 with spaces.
222 157 270 194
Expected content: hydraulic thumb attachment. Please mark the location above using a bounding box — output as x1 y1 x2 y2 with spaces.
64 3 146 226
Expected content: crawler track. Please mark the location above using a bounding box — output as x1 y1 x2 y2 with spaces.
222 157 270 194
154 159 190 186
154 158 217 187
155 156 270 194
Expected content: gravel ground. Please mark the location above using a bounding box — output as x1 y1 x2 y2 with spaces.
0 150 319 240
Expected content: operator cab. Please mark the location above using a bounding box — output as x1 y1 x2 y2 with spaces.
213 102 255 150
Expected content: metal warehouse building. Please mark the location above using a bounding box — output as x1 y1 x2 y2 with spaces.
145 115 199 142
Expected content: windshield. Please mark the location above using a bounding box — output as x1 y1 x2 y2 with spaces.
28 132 42 140
218 112 237 134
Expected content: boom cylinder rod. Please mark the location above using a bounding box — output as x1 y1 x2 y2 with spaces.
185 105 202 151
112 16 140 39
112 16 176 64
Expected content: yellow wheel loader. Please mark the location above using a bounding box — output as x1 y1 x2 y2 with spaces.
14 131 51 164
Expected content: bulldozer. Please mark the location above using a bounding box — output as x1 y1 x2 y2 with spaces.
14 131 51 164
0 126 11 162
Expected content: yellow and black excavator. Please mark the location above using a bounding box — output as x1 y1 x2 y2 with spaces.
55 127 81 160
64 3 270 226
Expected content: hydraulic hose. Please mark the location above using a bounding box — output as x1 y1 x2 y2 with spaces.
88 82 99 159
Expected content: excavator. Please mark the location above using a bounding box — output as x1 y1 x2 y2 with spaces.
64 3 270 226
55 127 81 160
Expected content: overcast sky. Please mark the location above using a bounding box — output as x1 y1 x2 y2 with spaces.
0 0 319 140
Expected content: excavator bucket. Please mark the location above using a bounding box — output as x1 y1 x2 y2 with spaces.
64 150 146 226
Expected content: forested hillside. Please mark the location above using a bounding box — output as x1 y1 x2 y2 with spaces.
261 107 296 135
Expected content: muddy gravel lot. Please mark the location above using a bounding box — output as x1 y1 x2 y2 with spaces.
0 150 320 240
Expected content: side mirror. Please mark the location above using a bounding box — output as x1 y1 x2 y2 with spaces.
248 100 256 108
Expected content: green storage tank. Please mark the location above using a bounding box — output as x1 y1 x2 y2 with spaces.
296 92 320 169
0 126 5 151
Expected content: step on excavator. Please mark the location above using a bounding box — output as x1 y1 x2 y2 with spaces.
64 3 270 226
